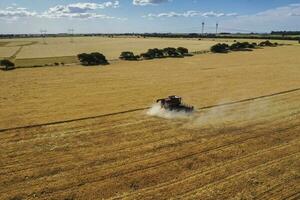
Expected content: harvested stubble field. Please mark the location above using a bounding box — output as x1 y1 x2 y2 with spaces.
0 37 219 67
0 43 300 200
0 37 297 67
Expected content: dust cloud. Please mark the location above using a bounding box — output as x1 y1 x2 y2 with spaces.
147 99 271 128
147 103 193 119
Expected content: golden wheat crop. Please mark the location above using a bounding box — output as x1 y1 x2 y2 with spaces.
0 43 299 200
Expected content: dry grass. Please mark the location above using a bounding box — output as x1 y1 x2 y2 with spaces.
0 44 299 200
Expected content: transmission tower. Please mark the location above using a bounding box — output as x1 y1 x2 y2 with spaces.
68 29 74 43
40 29 47 44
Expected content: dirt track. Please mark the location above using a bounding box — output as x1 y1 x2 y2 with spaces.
0 45 299 199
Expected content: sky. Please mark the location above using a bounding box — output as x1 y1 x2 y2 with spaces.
0 0 300 34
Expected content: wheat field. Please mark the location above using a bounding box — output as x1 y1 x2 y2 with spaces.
0 37 298 67
0 41 299 199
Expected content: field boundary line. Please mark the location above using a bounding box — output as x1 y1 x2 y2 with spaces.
0 87 300 133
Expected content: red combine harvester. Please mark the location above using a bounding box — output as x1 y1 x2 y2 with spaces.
156 95 194 112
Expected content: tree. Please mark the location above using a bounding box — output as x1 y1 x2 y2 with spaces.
0 59 15 70
139 47 191 60
140 52 153 60
119 51 139 60
229 42 256 51
163 47 183 57
147 48 164 58
177 47 189 55
90 52 109 65
77 52 109 66
259 40 275 47
140 48 165 59
211 43 229 53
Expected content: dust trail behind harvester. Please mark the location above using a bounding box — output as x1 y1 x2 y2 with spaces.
190 98 272 129
147 98 272 129
147 103 193 119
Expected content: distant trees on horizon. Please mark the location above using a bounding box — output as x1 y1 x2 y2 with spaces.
211 40 278 53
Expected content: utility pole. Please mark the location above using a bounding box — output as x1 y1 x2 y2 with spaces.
40 29 47 44
68 28 74 43
201 22 205 35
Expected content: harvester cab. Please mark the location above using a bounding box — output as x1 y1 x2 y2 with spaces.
156 95 194 112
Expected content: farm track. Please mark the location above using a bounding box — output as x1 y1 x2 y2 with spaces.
8 41 37 60
1 88 299 200
9 46 23 60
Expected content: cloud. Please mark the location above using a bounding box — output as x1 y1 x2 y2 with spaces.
42 1 121 19
0 1 124 21
290 13 300 16
253 3 300 17
133 0 170 6
142 3 300 33
0 6 37 20
220 3 300 32
143 10 237 18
